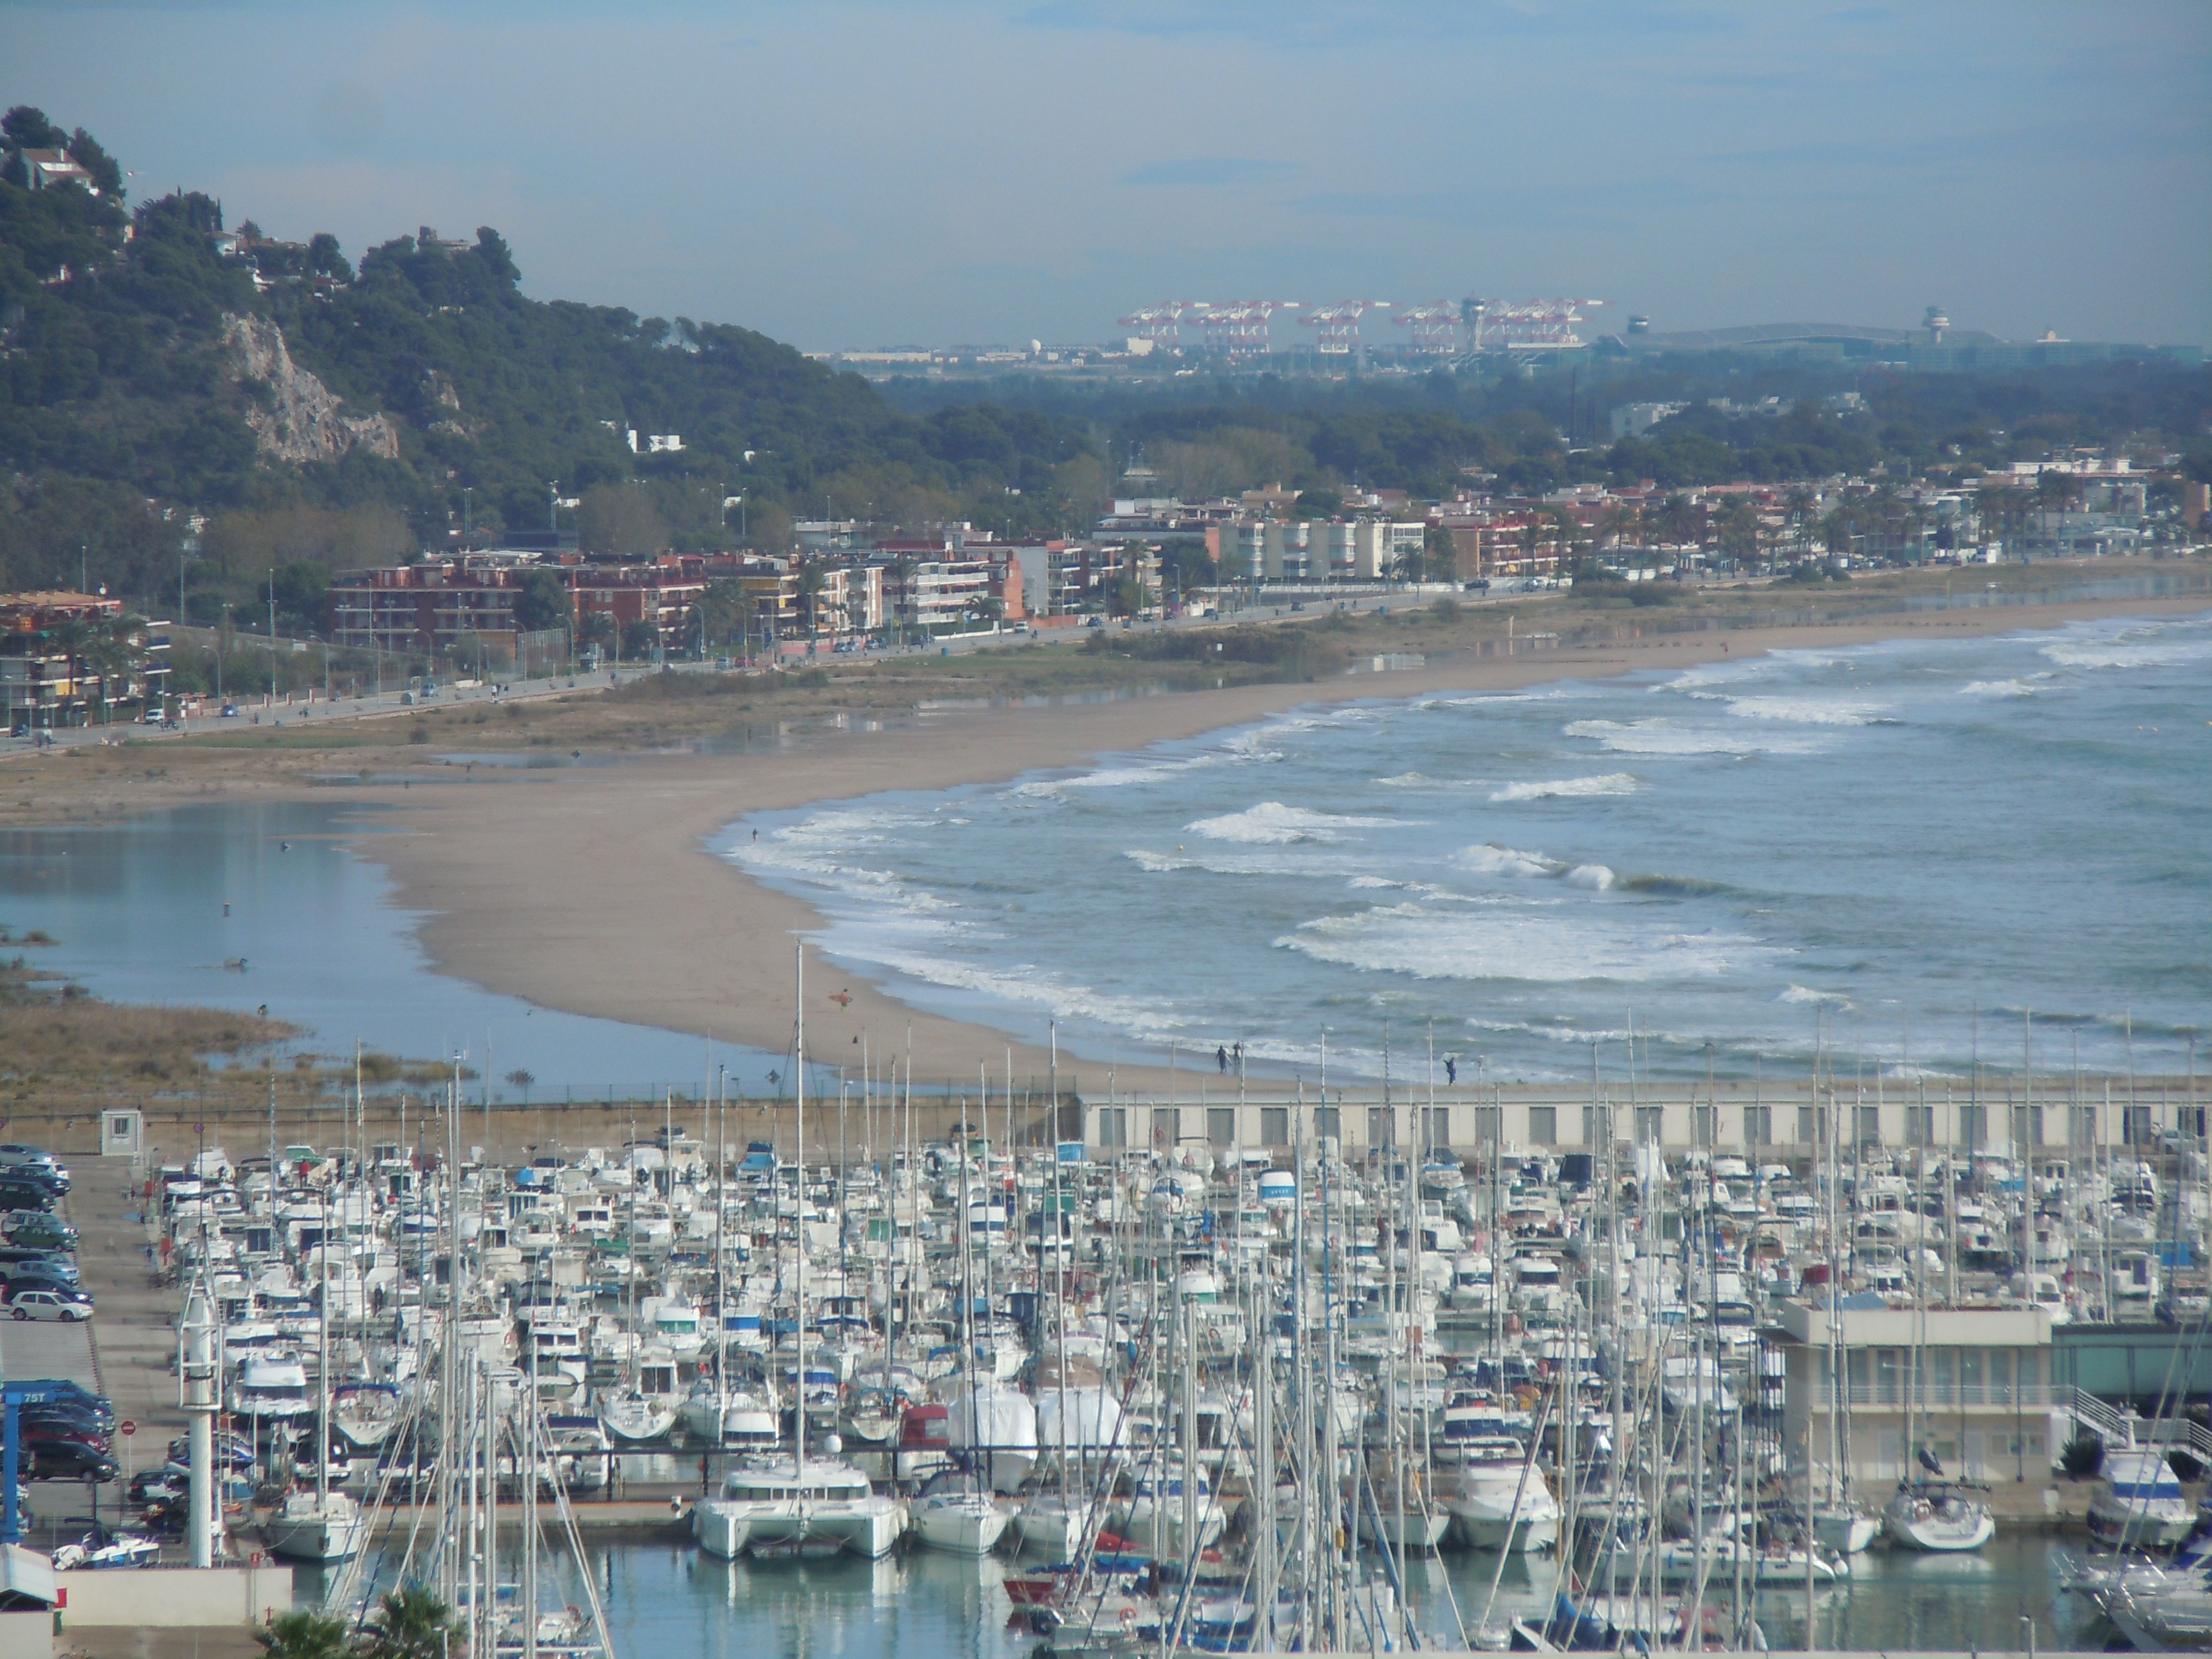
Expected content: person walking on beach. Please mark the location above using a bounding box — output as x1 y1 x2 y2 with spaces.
1216 1045 1228 1074
1445 1056 1457 1087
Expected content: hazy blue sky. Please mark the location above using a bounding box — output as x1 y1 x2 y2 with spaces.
8 2 2208 350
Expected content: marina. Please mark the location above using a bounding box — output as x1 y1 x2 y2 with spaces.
13 1018 2204 1654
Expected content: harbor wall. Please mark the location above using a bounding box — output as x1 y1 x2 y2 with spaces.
56 1563 292 1628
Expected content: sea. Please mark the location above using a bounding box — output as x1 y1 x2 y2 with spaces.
728 610 2212 1087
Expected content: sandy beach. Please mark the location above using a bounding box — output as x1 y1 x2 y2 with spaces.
338 589 2209 1100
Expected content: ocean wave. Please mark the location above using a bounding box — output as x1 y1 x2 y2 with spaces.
1564 718 1820 756
1620 873 1735 898
1565 864 1615 890
1277 904 1770 985
1959 678 2040 698
1185 802 1408 845
1489 773 1638 802
1459 842 1565 880
838 939 1185 1043
1777 984 1854 1008
2040 622 2212 672
1725 695 1889 726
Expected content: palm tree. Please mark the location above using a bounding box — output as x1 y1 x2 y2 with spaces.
254 1609 351 1659
360 1584 458 1659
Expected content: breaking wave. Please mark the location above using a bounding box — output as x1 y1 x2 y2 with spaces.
1489 773 1638 802
1564 718 1820 757
1185 802 1406 844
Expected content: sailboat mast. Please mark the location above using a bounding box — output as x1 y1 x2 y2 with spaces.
795 941 807 1478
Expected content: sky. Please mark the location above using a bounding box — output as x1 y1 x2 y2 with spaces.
6 1 2209 351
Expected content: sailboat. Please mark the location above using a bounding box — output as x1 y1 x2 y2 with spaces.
265 1196 365 1562
1883 1445 1994 1552
691 943 905 1562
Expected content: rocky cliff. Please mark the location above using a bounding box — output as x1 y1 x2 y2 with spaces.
221 313 401 466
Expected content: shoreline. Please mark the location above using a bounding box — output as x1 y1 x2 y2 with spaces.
336 590 2208 1099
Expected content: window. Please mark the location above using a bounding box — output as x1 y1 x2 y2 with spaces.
1635 1106 1664 1145
1474 1104 1501 1144
1207 1108 1236 1148
1857 1105 1882 1146
1098 1108 1125 1148
2011 1103 2039 1149
1797 1105 1818 1145
1693 1105 1714 1146
1874 1348 1901 1404
2123 1105 2155 1146
1746 1105 1770 1146
1959 1348 1983 1405
1988 1349 2013 1407
2070 1104 2097 1147
1528 1106 1557 1145
1905 1104 1934 1145
1313 1105 1341 1142
1581 1104 1608 1145
1368 1107 1395 1149
1958 1102 1986 1148
1424 1107 1451 1150
1260 1107 1289 1147
1152 1107 1179 1147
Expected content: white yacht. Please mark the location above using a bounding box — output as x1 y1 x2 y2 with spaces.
679 1377 781 1449
1444 1438 1560 1551
1883 1481 1994 1552
601 1346 682 1443
2087 1451 2197 1550
264 1485 367 1562
911 1481 1011 1555
690 1455 904 1560
227 1354 314 1425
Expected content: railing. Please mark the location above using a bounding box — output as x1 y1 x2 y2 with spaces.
2059 1387 2212 1462
1822 1382 2054 1410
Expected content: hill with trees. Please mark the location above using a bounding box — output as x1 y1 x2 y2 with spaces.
2 104 2206 634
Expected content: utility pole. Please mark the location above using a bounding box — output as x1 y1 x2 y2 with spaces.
267 567 276 705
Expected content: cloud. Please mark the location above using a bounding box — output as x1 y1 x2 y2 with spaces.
1120 157 1300 187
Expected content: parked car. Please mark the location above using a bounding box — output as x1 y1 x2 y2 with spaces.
0 1146 58 1172
2 1214 76 1250
0 1253 79 1288
0 1186 56 1215
10 1289 91 1322
27 1443 117 1482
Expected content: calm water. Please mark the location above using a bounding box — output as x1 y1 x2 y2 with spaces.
728 610 2212 1084
0 799 785 1096
296 1531 2110 1654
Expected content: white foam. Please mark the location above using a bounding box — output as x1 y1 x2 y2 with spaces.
1959 678 2038 698
1376 771 1435 788
1564 718 1819 757
2040 623 2212 672
1565 864 1615 891
1724 696 1887 726
1278 904 1769 985
1458 842 1563 880
1489 773 1638 802
1185 802 1407 845
1777 984 1853 1009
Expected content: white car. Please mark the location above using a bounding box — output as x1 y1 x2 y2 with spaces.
10 1290 91 1322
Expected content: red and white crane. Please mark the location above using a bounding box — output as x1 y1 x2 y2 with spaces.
1462 297 1605 352
1394 302 1460 354
1187 300 1301 353
1301 301 1391 354
1116 301 1210 348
